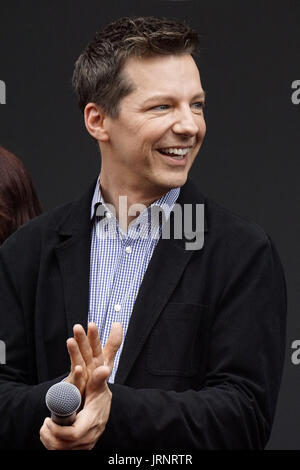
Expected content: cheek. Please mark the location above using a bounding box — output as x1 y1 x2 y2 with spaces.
144 119 176 148
199 117 207 138
109 126 138 154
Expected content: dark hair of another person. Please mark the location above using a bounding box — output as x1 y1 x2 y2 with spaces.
72 16 199 118
0 146 42 244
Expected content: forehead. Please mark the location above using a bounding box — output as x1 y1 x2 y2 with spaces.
122 54 203 99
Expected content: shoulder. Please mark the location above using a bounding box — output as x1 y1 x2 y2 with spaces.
202 195 286 287
206 197 270 246
183 179 276 265
184 178 270 245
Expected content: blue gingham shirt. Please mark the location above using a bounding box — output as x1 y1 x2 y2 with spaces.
89 177 180 382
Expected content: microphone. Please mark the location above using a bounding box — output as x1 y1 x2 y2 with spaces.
45 381 82 426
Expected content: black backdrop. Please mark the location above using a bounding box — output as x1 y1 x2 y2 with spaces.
0 0 299 450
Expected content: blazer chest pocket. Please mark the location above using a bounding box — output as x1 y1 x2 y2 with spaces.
147 302 209 377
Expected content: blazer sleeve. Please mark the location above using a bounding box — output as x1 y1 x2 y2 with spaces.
98 235 287 450
0 236 65 450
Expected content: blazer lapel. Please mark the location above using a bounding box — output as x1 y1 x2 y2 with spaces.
54 180 96 337
115 179 208 384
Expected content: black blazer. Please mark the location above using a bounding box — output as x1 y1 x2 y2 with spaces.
0 178 287 450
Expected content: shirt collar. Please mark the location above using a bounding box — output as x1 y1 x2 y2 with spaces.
90 176 180 225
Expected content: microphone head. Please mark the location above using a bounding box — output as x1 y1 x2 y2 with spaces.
45 381 81 417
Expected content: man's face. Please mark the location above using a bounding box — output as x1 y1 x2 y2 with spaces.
102 53 206 196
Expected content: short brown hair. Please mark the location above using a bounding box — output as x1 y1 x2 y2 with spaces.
0 146 42 244
72 16 199 117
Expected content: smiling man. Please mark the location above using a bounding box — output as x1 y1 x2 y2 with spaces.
84 52 206 233
0 17 286 450
88 53 206 201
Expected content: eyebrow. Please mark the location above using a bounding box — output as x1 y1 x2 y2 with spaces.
142 90 206 105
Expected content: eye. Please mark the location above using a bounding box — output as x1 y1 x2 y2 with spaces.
151 104 170 111
192 101 205 112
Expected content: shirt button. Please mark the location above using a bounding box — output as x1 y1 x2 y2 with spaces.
114 304 121 312
105 211 112 219
125 246 132 254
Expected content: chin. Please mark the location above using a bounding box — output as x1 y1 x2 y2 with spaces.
164 172 188 189
149 169 189 194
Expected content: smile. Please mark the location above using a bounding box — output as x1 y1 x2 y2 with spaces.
157 147 192 160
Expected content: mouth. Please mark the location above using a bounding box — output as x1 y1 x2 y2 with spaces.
156 146 192 164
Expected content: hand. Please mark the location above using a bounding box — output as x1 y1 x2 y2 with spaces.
40 364 112 450
65 322 122 396
40 322 123 450
64 322 101 396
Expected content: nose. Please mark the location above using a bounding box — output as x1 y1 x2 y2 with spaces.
172 105 200 137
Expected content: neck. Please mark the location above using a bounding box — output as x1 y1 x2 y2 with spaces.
99 173 168 231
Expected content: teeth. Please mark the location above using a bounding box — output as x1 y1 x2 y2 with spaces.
158 147 191 158
163 147 190 155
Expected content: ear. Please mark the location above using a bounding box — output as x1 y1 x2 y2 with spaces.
84 103 109 142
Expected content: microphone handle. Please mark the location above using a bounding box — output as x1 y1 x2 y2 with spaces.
51 411 76 426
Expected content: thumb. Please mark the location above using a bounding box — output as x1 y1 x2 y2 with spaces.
65 365 84 395
103 322 123 370
89 364 111 393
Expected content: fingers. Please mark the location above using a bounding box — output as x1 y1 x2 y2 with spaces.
73 364 84 389
65 338 86 394
72 322 122 371
40 405 106 450
64 364 85 395
73 324 94 366
103 322 123 370
40 418 91 450
87 322 103 361
67 322 121 398
67 337 86 372
44 417 80 441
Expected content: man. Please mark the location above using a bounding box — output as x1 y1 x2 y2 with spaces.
0 16 287 450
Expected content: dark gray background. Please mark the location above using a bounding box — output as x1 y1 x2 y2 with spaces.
0 0 299 449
